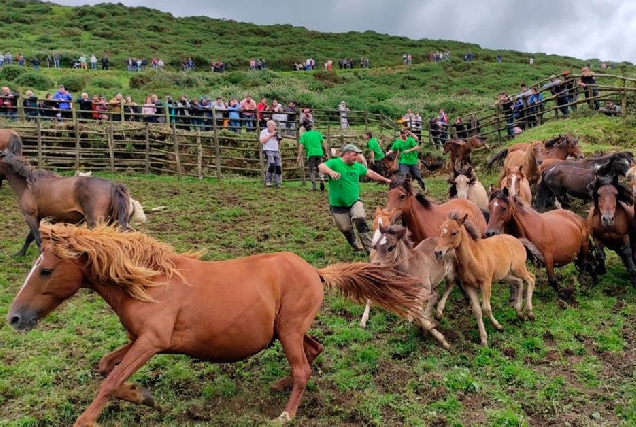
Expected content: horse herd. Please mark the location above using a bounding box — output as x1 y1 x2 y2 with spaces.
3 127 636 425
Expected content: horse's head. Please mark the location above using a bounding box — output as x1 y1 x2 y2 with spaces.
454 173 474 200
7 244 84 332
564 135 584 159
387 177 414 214
590 175 632 227
530 141 543 166
371 224 410 265
371 207 400 245
435 211 468 259
500 166 525 198
485 188 513 237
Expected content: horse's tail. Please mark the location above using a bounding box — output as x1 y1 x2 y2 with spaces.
518 238 544 267
486 147 508 172
8 132 23 155
317 263 424 321
533 171 553 211
109 183 132 231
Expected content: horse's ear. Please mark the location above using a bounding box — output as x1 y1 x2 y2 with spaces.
396 226 407 240
379 224 388 234
457 213 468 226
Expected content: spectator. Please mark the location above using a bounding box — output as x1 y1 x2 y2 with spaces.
5 52 13 65
527 87 544 127
299 108 313 129
79 54 87 70
578 65 600 110
23 90 39 120
318 143 391 254
240 95 257 132
496 53 502 63
452 117 468 140
54 52 60 68
0 52 5 67
151 94 165 123
124 96 139 121
387 129 427 192
176 95 191 129
497 92 514 138
468 113 481 136
259 119 283 187
76 92 94 121
17 53 24 66
529 57 534 65
109 93 124 121
199 97 212 131
211 96 226 128
338 101 349 130
599 100 620 116
42 93 59 121
297 123 326 191
543 74 570 117
100 55 108 70
53 85 72 120
271 99 287 128
365 131 386 176
402 109 415 129
438 109 448 142
429 116 442 149
227 98 241 132
31 56 40 71
46 54 52 67
412 112 422 139
90 55 97 70
284 100 297 137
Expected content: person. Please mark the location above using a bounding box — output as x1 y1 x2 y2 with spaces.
599 100 621 116
76 92 93 121
259 119 283 187
319 144 391 253
412 112 422 140
387 129 426 192
543 74 570 117
338 100 349 129
527 87 544 127
299 108 313 129
239 95 257 132
452 117 468 140
101 55 109 70
53 85 72 120
429 116 441 149
578 65 600 110
365 131 386 176
497 92 514 138
297 124 326 191
468 113 481 136
23 90 39 120
1 86 19 120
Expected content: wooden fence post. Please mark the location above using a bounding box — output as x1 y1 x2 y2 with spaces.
74 109 81 168
172 123 181 179
144 122 150 175
196 129 203 180
36 116 43 168
325 124 332 158
621 77 627 117
213 116 222 181
495 106 502 144
108 121 115 174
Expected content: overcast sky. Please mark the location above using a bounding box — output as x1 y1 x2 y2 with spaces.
54 0 635 63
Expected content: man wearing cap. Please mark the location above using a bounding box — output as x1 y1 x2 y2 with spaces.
319 144 391 253
387 129 427 192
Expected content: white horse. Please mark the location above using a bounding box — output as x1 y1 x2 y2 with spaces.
451 167 489 210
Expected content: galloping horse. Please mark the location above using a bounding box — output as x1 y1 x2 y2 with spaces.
535 152 633 211
385 176 487 244
485 188 596 298
447 165 489 210
501 140 543 185
6 223 425 426
587 175 636 285
371 225 455 349
499 166 532 206
434 212 542 346
443 136 487 171
0 151 131 255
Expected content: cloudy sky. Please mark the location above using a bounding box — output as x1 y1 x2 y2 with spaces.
55 0 634 63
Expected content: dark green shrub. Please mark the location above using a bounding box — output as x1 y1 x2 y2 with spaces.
59 75 89 93
0 66 27 82
90 77 123 90
129 74 152 90
15 72 54 91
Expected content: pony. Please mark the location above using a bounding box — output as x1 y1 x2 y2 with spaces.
587 175 636 284
448 165 489 210
434 212 543 346
370 225 455 349
486 134 583 171
486 188 596 299
0 151 131 256
501 140 543 185
385 176 487 245
535 152 633 211
76 170 147 225
443 136 487 171
6 223 425 426
499 166 532 206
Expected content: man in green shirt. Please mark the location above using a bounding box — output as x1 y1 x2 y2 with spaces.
297 124 326 191
365 131 387 177
318 143 391 253
387 129 426 192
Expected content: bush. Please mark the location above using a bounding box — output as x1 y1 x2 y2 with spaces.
59 75 89 93
90 77 123 90
14 72 53 91
0 65 27 82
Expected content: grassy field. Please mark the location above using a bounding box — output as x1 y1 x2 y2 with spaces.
1 131 636 426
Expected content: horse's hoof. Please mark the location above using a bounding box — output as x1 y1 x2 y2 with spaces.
140 388 156 408
270 412 291 425
527 311 536 321
434 311 443 321
442 341 451 350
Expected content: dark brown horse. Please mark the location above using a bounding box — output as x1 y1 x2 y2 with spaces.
443 136 488 171
386 176 487 244
0 151 131 255
535 152 633 211
486 188 596 298
587 175 636 284
7 223 425 425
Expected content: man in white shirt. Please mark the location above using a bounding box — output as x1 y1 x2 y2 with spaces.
259 120 282 187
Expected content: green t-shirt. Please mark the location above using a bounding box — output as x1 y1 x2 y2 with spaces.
367 137 385 161
299 130 324 158
391 136 419 165
324 157 368 207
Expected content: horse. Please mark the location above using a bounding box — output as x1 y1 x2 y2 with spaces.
587 175 636 285
535 152 633 211
6 223 425 426
76 170 147 225
0 151 132 256
485 188 596 299
501 140 543 185
434 212 543 346
385 176 487 245
0 129 23 189
626 165 636 197
370 225 455 349
486 134 583 171
447 165 489 210
443 136 487 171
499 166 532 206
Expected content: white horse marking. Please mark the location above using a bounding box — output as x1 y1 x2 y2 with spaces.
18 254 43 298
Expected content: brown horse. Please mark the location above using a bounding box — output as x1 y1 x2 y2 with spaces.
626 165 636 197
385 176 487 244
501 140 543 185
6 223 425 426
0 151 131 256
0 129 23 188
434 212 542 346
371 225 455 349
443 136 487 171
487 134 583 171
587 175 636 284
499 166 532 206
486 188 596 298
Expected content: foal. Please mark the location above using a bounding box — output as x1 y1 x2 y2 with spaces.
434 212 542 346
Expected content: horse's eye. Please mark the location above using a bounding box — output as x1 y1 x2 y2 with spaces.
399 194 406 200
387 246 395 252
40 268 53 277
451 231 458 236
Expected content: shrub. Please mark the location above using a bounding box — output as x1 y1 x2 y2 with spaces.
15 72 53 91
90 77 123 90
0 65 27 82
59 75 89 93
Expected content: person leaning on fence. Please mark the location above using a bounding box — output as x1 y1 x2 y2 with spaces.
318 143 391 254
578 65 600 110
297 123 326 191
1 86 19 120
23 90 39 120
259 119 283 187
387 129 427 192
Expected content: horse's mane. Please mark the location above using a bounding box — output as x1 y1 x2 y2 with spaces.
40 223 205 302
381 225 415 249
490 189 525 209
1 151 57 184
448 211 481 241
543 135 561 148
591 175 633 206
390 177 432 209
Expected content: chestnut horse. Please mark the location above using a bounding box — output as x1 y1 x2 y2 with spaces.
587 175 636 285
447 165 489 210
443 136 487 171
6 223 425 426
626 165 636 197
434 212 543 346
501 140 543 185
385 176 487 244
486 134 583 171
371 225 455 349
0 151 131 256
485 188 596 299
499 166 532 206
0 129 23 188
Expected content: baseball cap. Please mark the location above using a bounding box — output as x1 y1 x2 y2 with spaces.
342 143 362 153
